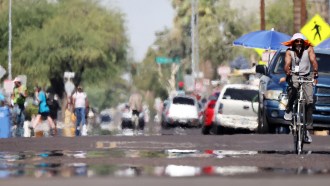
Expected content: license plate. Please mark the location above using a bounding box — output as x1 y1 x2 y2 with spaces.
179 119 187 123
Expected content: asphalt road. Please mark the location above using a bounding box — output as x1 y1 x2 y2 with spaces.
1 126 330 185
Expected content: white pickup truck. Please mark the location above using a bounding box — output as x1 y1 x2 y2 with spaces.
213 84 259 134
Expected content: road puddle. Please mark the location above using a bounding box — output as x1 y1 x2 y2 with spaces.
0 149 330 178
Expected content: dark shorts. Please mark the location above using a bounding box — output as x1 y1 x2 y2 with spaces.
39 112 49 118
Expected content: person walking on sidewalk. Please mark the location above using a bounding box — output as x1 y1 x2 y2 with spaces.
30 86 57 136
129 91 143 133
72 85 89 136
12 77 28 137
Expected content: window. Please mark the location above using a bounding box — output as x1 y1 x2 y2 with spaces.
273 53 285 74
101 115 111 122
316 54 330 74
173 97 195 105
223 88 258 102
273 51 330 74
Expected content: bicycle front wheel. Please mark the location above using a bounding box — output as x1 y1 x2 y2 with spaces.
295 102 305 154
293 114 299 154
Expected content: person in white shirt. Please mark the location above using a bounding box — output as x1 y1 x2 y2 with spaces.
72 85 89 136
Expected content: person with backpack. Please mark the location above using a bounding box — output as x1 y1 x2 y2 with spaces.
46 92 61 127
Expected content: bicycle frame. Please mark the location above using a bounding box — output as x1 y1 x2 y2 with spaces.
291 76 314 155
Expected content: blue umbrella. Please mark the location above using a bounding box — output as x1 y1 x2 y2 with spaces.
315 38 330 49
233 28 290 50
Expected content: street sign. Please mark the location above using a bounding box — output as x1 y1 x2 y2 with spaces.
65 80 75 97
0 65 6 79
155 57 180 64
301 14 330 46
3 79 14 95
64 72 75 79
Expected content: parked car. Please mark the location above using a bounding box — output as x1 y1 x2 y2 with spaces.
121 103 145 130
256 49 330 133
99 114 112 131
161 95 200 128
201 99 217 135
213 84 259 134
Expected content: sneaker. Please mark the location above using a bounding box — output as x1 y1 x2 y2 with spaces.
29 126 35 137
50 128 57 136
284 111 292 120
81 125 87 136
304 130 312 143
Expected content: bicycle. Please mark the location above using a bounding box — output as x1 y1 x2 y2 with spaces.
290 76 314 154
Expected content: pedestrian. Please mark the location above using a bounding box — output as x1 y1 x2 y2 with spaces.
30 86 57 136
176 81 185 96
47 93 61 127
128 91 143 132
11 77 28 137
72 85 89 136
281 33 318 143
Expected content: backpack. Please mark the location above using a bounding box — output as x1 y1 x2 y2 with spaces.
46 93 54 107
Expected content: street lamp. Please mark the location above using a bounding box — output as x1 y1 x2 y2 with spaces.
191 0 198 79
8 0 12 80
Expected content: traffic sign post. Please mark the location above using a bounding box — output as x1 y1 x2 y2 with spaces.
155 57 180 64
301 14 330 46
64 72 75 96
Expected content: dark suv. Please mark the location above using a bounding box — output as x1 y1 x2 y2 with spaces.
256 49 330 133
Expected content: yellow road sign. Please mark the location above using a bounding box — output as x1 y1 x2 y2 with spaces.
301 14 330 46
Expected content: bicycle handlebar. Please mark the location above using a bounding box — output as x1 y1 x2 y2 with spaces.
291 77 314 84
288 72 316 84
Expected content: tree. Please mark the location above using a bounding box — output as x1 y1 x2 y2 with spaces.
0 0 130 109
266 0 294 35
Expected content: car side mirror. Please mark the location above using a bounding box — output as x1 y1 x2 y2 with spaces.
256 65 268 75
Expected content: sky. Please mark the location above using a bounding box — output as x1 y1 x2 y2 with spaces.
104 0 175 61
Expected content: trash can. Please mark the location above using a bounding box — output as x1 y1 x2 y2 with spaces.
0 106 11 138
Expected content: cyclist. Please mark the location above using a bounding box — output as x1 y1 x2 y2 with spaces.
129 91 143 131
282 33 318 143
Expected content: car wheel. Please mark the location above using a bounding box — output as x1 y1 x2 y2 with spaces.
257 103 270 134
161 121 169 129
138 119 145 130
211 124 224 135
202 125 211 135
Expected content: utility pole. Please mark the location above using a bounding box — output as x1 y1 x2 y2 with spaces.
195 0 199 79
301 0 307 28
260 0 265 30
293 0 307 33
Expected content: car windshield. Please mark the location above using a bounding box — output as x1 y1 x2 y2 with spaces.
173 97 195 105
223 88 258 102
101 115 111 122
273 51 330 74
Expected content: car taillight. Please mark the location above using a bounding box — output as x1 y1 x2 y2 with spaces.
218 103 223 114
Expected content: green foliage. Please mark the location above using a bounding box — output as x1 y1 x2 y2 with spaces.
0 0 129 110
25 104 38 121
135 0 297 101
266 0 294 35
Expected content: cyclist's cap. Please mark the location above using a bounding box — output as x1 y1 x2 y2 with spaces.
281 33 312 47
